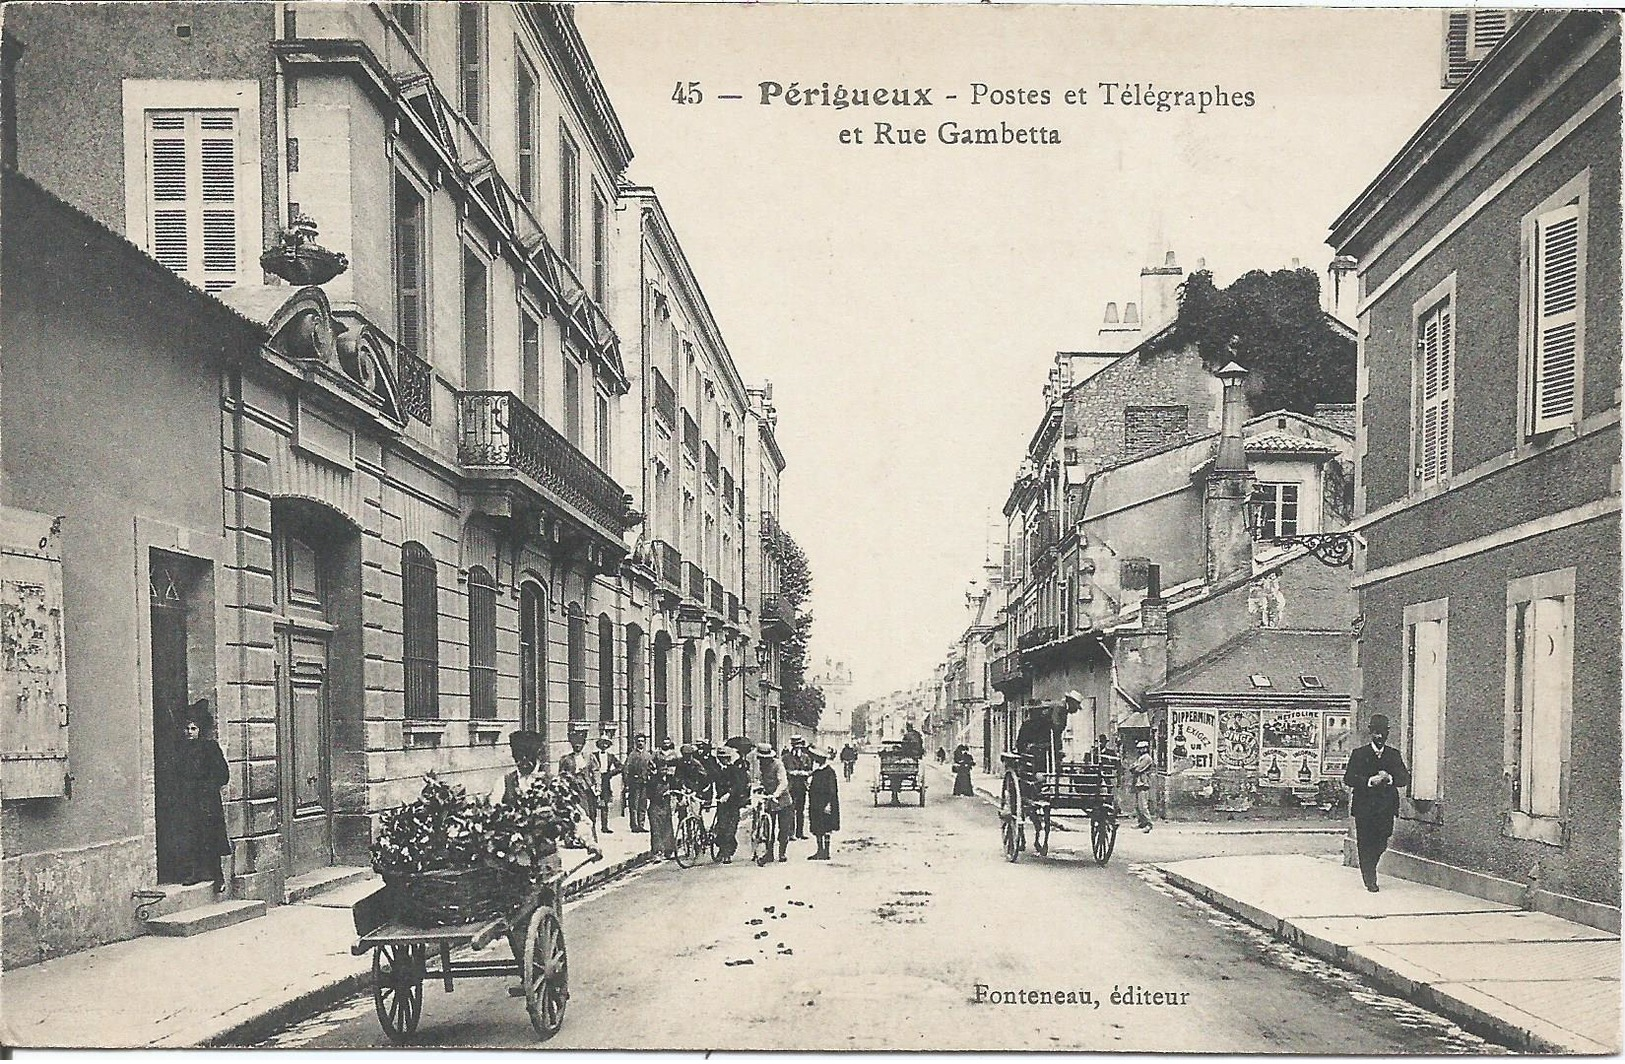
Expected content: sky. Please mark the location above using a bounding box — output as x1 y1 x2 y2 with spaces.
573 4 1450 702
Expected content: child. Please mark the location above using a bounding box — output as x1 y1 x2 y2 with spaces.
806 748 840 860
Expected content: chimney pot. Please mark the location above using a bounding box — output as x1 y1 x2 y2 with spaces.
1124 302 1140 325
1103 301 1119 324
1164 250 1177 268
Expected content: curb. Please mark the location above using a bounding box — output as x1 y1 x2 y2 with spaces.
1156 865 1590 1053
204 850 654 1047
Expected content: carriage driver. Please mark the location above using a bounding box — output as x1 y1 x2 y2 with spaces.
1013 693 1084 824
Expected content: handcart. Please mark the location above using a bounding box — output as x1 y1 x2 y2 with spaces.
873 744 927 806
998 749 1119 865
350 852 599 1044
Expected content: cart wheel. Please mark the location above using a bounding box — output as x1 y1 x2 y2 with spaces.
523 908 568 1040
919 785 927 807
1001 814 1022 862
373 943 425 1045
674 815 704 868
1091 811 1118 866
999 772 1023 862
1034 807 1051 856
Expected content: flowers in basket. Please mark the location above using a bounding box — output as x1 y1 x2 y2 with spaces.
370 773 591 880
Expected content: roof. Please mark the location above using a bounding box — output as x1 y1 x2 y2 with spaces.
1244 432 1340 457
1147 630 1353 698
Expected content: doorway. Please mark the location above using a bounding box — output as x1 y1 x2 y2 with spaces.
150 552 204 884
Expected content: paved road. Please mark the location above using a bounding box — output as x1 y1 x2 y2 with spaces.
264 760 1504 1052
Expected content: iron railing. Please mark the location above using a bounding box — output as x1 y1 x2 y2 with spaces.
652 539 681 589
1017 625 1059 651
708 578 724 615
396 348 433 424
458 391 627 535
685 561 706 603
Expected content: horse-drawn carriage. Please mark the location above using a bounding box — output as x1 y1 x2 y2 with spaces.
998 747 1120 865
873 742 927 806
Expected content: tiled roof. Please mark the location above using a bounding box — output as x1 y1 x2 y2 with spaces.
1148 630 1353 697
1244 432 1340 456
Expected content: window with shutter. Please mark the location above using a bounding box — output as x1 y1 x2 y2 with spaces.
457 3 486 134
1442 10 1514 88
598 616 616 723
564 356 583 448
462 248 489 390
468 566 497 720
520 307 542 412
1516 596 1570 818
1 508 69 799
402 542 440 719
559 127 580 268
568 606 588 725
393 175 426 363
1527 201 1583 435
1404 612 1447 800
145 110 240 291
516 54 537 206
1413 296 1454 489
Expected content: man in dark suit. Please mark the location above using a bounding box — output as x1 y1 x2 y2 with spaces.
1342 714 1410 892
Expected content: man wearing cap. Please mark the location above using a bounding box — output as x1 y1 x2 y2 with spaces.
754 742 794 863
782 735 815 840
1129 740 1156 832
623 734 655 832
674 742 713 800
710 744 751 862
1342 714 1410 892
591 736 623 834
558 731 599 844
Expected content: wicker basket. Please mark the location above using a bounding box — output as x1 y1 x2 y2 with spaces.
382 863 531 927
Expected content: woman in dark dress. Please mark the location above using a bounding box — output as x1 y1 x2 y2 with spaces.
806 749 840 861
176 700 231 890
952 744 976 796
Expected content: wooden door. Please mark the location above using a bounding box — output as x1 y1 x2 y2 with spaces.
150 577 189 883
275 530 334 875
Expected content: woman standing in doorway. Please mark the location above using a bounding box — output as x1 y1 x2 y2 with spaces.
176 699 231 890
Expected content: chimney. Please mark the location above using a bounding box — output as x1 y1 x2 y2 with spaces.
1139 250 1183 335
1140 563 1168 634
1327 255 1358 327
1096 299 1141 353
1103 302 1119 324
1205 363 1257 586
1123 302 1140 326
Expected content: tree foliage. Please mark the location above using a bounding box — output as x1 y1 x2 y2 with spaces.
1175 268 1355 415
849 701 869 739
776 527 821 728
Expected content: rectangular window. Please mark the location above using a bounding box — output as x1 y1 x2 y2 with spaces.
461 247 489 390
1506 569 1575 839
591 187 609 303
1403 600 1448 801
596 392 612 469
1414 291 1455 489
520 307 542 411
392 2 420 42
1523 183 1586 438
468 567 498 720
394 175 427 363
559 127 580 268
1256 483 1300 539
144 110 241 291
563 356 583 448
457 3 486 133
516 54 537 206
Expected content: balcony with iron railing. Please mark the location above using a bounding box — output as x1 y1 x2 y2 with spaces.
652 539 681 590
1028 509 1061 574
682 412 700 461
760 593 796 638
725 590 740 625
1016 625 1059 652
722 468 735 508
704 443 719 484
708 578 724 616
458 392 630 543
685 561 706 603
990 649 1025 689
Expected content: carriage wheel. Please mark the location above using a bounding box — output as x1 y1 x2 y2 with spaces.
1000 772 1023 862
523 908 568 1040
1091 811 1118 866
1034 806 1051 856
373 943 425 1045
919 784 927 807
674 815 704 868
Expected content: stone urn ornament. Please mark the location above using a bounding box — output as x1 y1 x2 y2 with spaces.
261 212 349 286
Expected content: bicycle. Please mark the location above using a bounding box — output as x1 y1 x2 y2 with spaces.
748 793 778 866
671 789 719 868
842 759 856 782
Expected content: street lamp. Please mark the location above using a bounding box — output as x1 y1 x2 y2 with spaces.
675 605 707 643
1245 485 1363 568
723 641 770 681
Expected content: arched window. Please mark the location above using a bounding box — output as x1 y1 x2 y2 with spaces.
681 642 696 743
652 632 671 742
567 604 587 726
625 625 645 738
703 649 717 742
402 542 439 719
519 582 547 737
597 614 616 724
468 566 497 719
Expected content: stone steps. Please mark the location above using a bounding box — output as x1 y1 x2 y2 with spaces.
283 865 374 906
144 900 268 937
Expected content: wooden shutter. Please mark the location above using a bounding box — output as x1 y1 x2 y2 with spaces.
2 508 69 799
516 60 536 205
394 177 425 362
1416 300 1454 487
146 111 239 292
1530 203 1582 434
1408 618 1444 800
1443 10 1511 88
468 567 497 720
458 3 484 130
402 543 439 719
1520 597 1569 818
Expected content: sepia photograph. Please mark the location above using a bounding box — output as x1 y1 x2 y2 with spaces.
0 0 1618 1054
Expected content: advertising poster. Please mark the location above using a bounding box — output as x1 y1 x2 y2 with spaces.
1168 708 1218 776
1321 711 1354 778
1217 709 1261 771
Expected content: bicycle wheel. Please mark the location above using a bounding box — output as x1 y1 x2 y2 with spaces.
674 815 703 868
752 810 774 865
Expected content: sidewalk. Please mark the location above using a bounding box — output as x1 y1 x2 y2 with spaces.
1159 852 1621 1053
1 826 652 1048
923 759 1346 834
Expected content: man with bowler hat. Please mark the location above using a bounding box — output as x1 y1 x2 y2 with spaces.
558 728 599 844
1342 714 1410 892
591 734 623 834
782 735 815 839
624 733 655 832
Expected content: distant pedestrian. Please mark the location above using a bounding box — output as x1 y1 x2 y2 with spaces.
935 746 947 764
952 744 976 796
783 735 814 840
175 700 230 891
1130 741 1155 832
1342 714 1410 893
840 740 859 782
806 748 840 860
624 734 655 832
